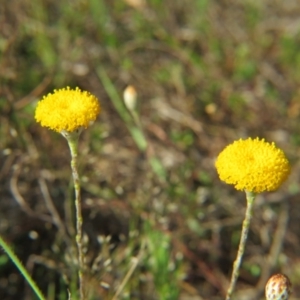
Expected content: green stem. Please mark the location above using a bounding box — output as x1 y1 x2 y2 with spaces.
0 235 46 300
225 191 256 300
96 66 166 180
64 131 85 300
96 66 148 152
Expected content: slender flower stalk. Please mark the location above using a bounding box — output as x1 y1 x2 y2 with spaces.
63 130 85 299
225 191 255 300
215 137 290 299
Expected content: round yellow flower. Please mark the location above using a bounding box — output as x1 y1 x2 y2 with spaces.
215 138 290 193
35 87 100 132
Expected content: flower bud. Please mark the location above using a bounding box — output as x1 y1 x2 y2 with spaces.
123 85 137 111
265 274 291 300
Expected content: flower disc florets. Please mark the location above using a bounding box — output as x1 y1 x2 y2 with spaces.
35 87 100 132
215 138 290 193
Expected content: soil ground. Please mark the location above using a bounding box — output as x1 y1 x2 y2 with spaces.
1 1 300 299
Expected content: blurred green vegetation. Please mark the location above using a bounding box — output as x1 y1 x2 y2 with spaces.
1 0 300 299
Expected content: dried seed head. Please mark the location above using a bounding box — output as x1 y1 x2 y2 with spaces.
265 274 292 300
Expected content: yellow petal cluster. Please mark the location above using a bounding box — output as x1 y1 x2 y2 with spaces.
35 87 100 132
215 138 290 193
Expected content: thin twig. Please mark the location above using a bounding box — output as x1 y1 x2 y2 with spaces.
112 239 145 300
10 162 52 223
38 176 68 238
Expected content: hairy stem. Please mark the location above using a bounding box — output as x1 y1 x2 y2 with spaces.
65 131 85 300
225 191 256 300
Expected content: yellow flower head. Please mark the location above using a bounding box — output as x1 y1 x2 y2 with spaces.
35 87 100 132
215 138 290 193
